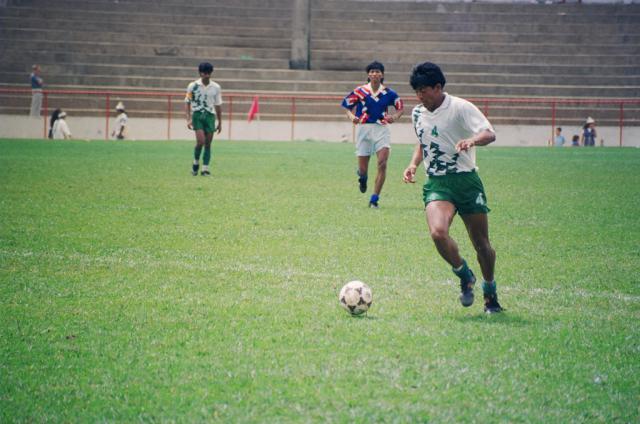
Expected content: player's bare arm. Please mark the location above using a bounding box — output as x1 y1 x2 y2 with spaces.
345 108 359 124
455 129 495 152
215 105 222 134
185 103 193 129
403 143 423 183
385 106 404 124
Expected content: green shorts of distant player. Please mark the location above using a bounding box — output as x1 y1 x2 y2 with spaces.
192 110 216 133
423 170 490 215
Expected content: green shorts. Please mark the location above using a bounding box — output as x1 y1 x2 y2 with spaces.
423 171 490 215
192 110 216 133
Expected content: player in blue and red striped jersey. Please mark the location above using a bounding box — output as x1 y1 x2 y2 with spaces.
341 61 404 208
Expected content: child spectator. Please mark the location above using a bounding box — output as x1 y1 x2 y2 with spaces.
51 111 72 139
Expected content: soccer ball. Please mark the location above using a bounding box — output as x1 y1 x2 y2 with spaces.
339 280 373 316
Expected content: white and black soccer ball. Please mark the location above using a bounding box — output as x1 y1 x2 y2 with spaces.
339 280 373 316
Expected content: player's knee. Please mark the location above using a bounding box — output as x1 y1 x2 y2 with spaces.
429 228 449 243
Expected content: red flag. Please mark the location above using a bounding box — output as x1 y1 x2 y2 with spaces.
247 96 259 123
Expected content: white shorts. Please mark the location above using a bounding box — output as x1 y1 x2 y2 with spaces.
356 124 391 157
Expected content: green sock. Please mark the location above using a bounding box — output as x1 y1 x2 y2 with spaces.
452 260 468 276
482 280 497 296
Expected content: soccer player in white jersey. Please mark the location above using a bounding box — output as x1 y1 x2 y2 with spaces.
403 62 503 313
341 61 404 208
185 62 223 176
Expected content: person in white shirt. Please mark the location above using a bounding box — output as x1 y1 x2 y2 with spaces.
185 62 223 176
51 111 72 139
403 62 503 314
112 102 128 140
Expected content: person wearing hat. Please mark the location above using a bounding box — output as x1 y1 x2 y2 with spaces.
581 116 597 147
51 111 72 139
112 101 128 140
185 62 223 176
341 60 404 208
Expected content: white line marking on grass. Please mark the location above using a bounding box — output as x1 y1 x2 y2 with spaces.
2 248 639 304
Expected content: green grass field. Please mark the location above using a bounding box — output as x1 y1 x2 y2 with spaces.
1 138 639 422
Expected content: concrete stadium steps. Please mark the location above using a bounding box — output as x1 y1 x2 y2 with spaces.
311 8 640 25
312 51 640 67
311 39 640 56
0 28 292 50
2 1 293 21
313 0 638 14
6 64 640 88
0 49 290 70
2 39 290 60
0 17 291 39
10 0 293 11
2 71 639 98
311 18 640 35
1 0 639 126
313 29 640 45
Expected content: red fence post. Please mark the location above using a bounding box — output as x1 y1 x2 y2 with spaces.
619 102 624 147
291 97 296 141
167 95 172 140
105 94 110 140
43 92 48 139
228 95 233 140
550 100 556 147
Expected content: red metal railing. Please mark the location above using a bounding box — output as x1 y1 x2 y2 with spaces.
2 88 639 146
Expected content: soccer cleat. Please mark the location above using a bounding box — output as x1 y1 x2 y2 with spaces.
368 194 379 209
484 293 504 314
191 163 199 176
357 171 368 193
454 263 476 307
201 170 211 176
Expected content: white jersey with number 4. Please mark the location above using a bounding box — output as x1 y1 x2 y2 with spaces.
412 93 494 176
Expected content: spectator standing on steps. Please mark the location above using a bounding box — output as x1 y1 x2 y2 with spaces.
29 64 44 118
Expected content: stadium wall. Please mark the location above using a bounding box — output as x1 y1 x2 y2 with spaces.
1 115 638 147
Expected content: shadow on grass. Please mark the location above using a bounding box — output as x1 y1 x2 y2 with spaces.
453 311 530 327
342 313 379 321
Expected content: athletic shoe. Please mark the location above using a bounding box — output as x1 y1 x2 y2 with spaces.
191 163 199 176
369 200 379 209
201 170 211 176
357 172 367 193
455 264 476 307
484 293 504 314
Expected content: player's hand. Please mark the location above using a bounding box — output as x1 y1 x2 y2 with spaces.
456 138 475 152
187 120 193 130
403 165 417 183
216 123 222 134
384 115 395 124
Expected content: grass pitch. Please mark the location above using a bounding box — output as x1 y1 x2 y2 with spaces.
1 138 639 422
